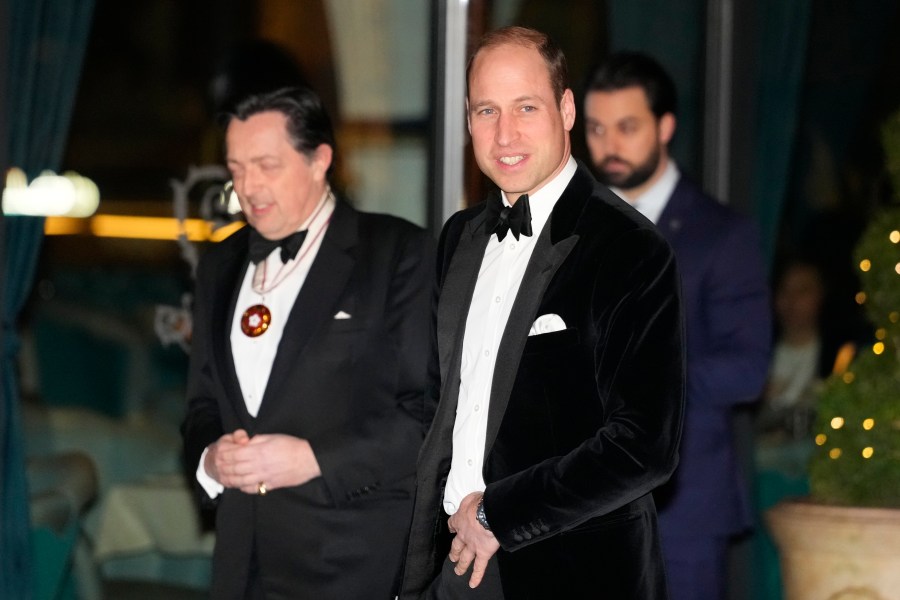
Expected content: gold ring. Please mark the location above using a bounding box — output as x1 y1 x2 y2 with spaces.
257 482 267 496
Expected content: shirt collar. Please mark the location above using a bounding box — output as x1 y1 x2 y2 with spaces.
611 159 679 225
500 155 577 236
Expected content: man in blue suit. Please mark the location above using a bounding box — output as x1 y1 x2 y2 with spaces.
583 52 771 600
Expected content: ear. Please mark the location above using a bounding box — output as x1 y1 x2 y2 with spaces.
311 143 333 180
466 98 472 135
560 89 576 132
659 113 676 145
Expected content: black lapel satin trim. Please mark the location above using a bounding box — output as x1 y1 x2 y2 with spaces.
211 227 256 428
484 213 578 458
424 213 492 456
256 199 358 416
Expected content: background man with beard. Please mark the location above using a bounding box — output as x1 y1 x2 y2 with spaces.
583 52 771 600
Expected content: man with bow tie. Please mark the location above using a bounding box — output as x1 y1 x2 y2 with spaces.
401 26 685 599
181 85 434 599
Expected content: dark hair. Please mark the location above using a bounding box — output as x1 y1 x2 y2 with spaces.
466 26 569 105
224 86 336 175
584 52 677 119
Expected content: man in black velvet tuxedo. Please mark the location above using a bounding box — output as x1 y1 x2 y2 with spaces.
584 53 771 600
400 27 685 599
181 86 433 599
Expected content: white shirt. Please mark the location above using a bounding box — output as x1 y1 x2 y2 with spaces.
442 156 577 514
611 159 680 225
196 190 335 497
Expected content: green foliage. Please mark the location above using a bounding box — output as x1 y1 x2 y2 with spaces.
809 115 900 507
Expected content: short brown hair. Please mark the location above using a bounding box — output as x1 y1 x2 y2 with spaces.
466 26 569 105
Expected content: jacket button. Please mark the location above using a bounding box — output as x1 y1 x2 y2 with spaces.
513 533 524 542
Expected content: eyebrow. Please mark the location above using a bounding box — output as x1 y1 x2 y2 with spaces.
469 95 543 112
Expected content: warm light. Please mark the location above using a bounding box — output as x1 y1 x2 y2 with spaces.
873 342 886 355
45 215 244 241
832 343 856 375
862 447 874 459
895 263 900 275
831 417 845 429
855 292 867 305
2 168 99 216
892 230 900 243
863 418 875 430
891 312 900 324
842 372 855 384
860 259 871 272
815 434 827 446
829 448 842 459
876 328 887 340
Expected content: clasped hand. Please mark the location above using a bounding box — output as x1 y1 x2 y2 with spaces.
447 492 501 589
204 429 321 494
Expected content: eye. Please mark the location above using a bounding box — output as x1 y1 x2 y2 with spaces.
521 105 536 113
478 107 495 116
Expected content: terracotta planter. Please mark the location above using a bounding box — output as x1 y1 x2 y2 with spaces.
766 499 900 600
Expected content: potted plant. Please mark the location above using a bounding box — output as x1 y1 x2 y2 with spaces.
766 112 900 600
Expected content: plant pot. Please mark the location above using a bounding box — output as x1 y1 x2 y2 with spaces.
766 499 900 599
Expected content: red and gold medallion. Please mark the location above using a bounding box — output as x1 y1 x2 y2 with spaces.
241 304 272 337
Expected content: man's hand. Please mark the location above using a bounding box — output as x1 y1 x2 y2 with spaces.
447 491 500 589
204 429 321 494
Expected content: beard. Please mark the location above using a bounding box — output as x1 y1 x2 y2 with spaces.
594 144 661 191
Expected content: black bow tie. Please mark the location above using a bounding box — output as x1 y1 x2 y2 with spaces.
484 193 532 241
248 229 308 264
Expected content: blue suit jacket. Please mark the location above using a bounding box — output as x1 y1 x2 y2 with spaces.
653 176 771 538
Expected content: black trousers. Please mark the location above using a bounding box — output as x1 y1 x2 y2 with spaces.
427 555 505 600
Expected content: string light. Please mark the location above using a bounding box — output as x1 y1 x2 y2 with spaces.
860 259 872 272
863 418 875 430
855 292 867 305
876 328 887 340
842 372 855 384
815 434 827 446
891 230 900 243
831 417 845 429
829 448 842 459
873 342 885 355
862 447 874 459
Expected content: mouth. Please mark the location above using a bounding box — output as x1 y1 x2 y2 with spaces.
498 155 525 166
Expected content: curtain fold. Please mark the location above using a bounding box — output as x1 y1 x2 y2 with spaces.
1 1 95 597
751 0 813 264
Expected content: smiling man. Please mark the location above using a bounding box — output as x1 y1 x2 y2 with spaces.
584 52 771 600
401 27 685 599
182 86 433 599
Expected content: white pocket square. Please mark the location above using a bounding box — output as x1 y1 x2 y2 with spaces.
529 313 566 336
333 311 352 320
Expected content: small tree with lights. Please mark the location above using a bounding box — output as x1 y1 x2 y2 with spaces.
808 111 900 508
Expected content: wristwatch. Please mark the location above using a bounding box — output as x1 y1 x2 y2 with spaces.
475 495 491 531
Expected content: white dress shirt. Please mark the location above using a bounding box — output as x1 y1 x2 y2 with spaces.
196 190 335 497
610 159 680 225
442 156 577 514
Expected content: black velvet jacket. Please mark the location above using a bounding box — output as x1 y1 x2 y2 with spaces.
401 163 685 599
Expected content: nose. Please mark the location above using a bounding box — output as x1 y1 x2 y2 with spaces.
495 111 518 146
235 168 261 200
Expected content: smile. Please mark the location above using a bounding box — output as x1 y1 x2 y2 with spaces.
498 155 525 166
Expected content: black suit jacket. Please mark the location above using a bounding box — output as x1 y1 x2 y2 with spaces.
401 164 685 599
182 198 434 599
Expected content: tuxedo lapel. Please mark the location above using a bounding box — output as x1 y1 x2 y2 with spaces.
422 210 492 462
259 200 357 412
209 230 256 428
484 215 577 455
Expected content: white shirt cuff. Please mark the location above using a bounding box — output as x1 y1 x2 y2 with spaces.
196 446 224 498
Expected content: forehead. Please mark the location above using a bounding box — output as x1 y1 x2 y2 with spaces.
468 43 553 101
226 111 293 158
585 86 653 119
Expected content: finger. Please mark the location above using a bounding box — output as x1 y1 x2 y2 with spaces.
454 547 475 577
468 555 489 589
448 540 463 563
233 429 251 444
447 517 456 534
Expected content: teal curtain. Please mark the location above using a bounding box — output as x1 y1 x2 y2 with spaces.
608 0 705 178
1 1 94 597
751 0 813 264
